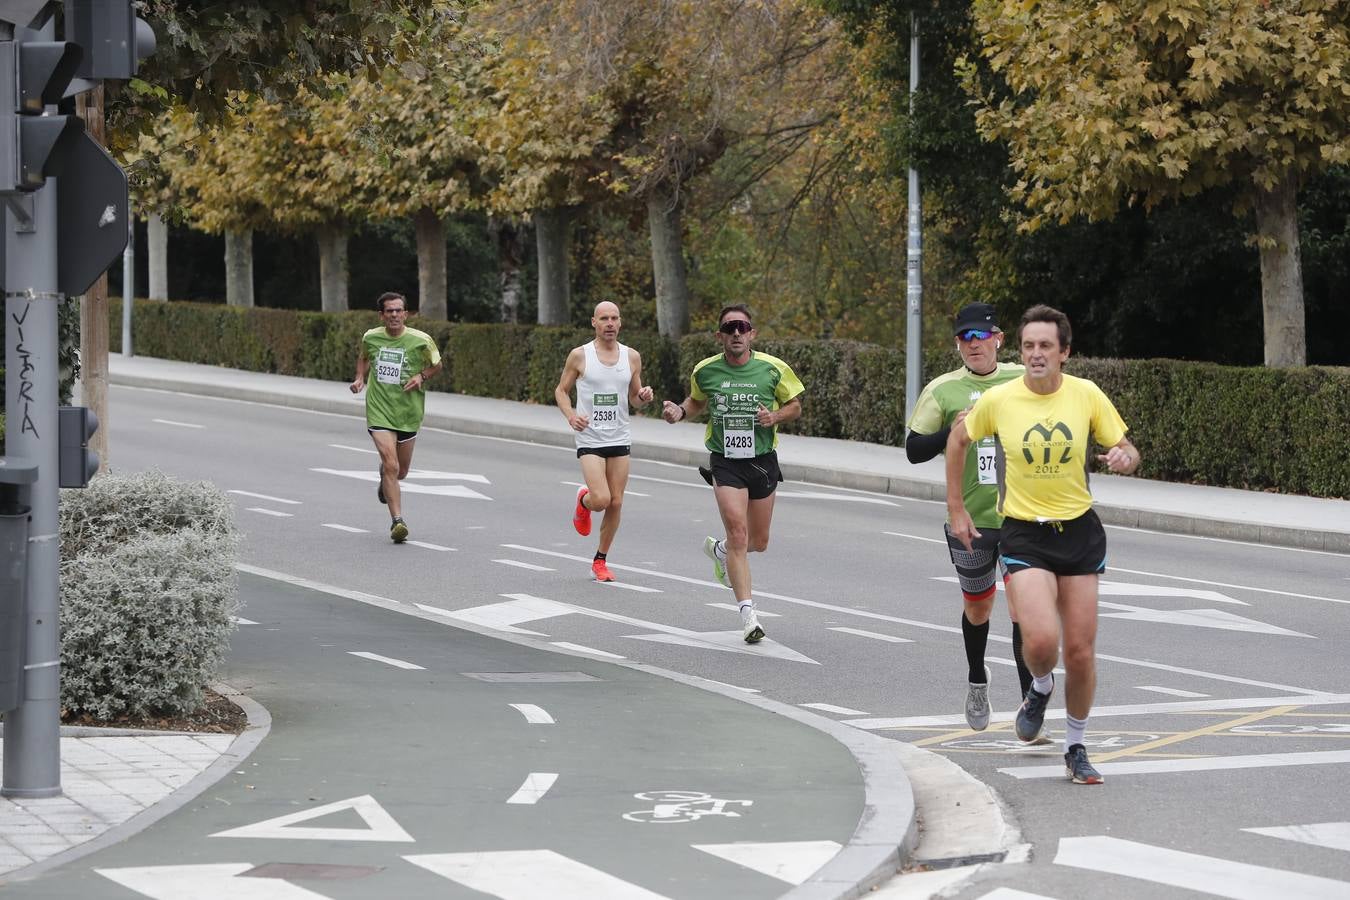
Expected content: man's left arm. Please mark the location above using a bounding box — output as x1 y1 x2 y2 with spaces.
403 342 443 393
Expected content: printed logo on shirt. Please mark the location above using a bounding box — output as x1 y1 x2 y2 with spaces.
1022 419 1074 466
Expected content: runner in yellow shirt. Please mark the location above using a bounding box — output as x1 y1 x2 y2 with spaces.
946 305 1142 785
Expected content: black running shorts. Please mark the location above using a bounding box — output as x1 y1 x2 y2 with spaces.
577 445 631 459
999 509 1107 576
708 451 783 501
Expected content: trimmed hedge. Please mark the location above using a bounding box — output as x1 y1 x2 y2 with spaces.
104 299 1350 498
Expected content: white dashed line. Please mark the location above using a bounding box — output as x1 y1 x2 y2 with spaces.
597 581 661 593
232 616 259 625
246 508 293 518
348 651 425 670
152 418 204 429
801 703 868 716
228 490 301 504
408 541 456 552
509 704 556 725
828 626 913 643
549 642 625 659
494 560 556 571
707 603 781 617
323 523 369 533
1136 685 1210 698
506 773 558 804
329 443 378 454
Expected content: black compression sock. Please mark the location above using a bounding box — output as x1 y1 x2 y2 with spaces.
961 612 990 683
1012 622 1032 696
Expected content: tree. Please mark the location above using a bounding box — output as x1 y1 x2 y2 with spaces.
963 0 1350 366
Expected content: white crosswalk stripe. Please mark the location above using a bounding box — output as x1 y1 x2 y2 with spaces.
405 849 671 899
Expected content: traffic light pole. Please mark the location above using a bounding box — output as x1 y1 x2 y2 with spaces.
2 173 62 798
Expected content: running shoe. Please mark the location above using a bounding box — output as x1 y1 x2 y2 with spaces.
592 559 615 582
377 478 387 505
390 517 409 543
572 486 592 536
1015 678 1053 743
1064 743 1104 784
740 605 765 644
965 665 992 731
702 536 728 587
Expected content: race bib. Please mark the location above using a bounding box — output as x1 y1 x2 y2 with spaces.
375 347 405 385
977 443 997 485
591 393 618 431
723 414 755 459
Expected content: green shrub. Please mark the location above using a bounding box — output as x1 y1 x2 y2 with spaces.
448 323 534 399
60 472 239 720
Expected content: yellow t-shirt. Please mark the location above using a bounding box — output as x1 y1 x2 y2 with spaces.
963 373 1128 522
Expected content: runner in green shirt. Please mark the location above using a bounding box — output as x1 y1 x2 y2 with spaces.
906 302 1036 736
662 304 804 644
349 292 442 543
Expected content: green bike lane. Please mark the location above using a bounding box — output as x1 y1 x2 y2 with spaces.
6 571 910 899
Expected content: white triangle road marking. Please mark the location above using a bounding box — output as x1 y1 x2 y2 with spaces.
210 794 414 842
1098 602 1311 637
1243 821 1350 852
405 849 671 899
693 840 841 885
97 863 328 898
506 773 558 804
1055 835 1350 899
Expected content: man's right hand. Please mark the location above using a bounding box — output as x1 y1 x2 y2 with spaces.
568 413 589 432
948 508 981 552
349 379 364 394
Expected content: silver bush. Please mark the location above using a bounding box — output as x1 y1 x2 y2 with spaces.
60 471 239 720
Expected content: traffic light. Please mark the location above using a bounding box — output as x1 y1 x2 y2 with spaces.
0 37 83 194
64 0 155 81
57 405 98 488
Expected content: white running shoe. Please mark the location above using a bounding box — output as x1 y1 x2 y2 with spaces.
740 605 765 644
965 665 992 731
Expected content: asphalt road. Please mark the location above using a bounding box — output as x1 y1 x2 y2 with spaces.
56 384 1350 898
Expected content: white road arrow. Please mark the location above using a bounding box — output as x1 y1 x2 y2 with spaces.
211 794 414 842
97 863 328 899
1097 602 1312 637
1244 821 1350 852
310 468 492 500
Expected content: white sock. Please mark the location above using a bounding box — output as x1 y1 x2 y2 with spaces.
1065 714 1087 751
1031 672 1054 695
738 600 753 613
715 539 727 562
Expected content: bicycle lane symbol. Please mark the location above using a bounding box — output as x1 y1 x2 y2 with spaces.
622 791 753 824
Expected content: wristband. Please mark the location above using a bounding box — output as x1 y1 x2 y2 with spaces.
677 405 687 421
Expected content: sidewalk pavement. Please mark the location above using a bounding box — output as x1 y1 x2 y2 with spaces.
7 352 1342 883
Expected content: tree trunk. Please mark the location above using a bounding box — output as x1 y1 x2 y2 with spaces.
414 207 447 320
317 224 350 313
533 206 571 325
1253 177 1307 367
490 215 525 323
647 186 690 337
147 212 169 300
75 85 109 471
224 229 255 308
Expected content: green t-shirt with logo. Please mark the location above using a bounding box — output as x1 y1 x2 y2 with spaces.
360 326 442 432
690 351 805 458
907 362 1024 529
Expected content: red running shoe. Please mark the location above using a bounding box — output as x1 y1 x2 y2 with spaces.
591 559 615 582
572 486 592 536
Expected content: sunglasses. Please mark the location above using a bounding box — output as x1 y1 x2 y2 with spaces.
719 320 753 335
957 329 995 342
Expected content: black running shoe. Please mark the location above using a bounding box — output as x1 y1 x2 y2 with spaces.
1065 743 1103 784
1015 679 1053 742
390 517 409 543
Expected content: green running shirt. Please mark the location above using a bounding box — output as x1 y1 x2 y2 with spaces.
690 351 805 458
907 362 1024 529
360 326 442 432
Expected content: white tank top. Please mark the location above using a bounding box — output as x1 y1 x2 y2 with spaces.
575 340 632 448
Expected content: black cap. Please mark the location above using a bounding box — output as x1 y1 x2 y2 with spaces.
953 302 1000 335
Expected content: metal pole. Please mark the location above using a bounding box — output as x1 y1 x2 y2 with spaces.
3 176 63 799
904 13 923 423
122 215 133 356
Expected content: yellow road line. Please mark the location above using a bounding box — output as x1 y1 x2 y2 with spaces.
1092 705 1301 763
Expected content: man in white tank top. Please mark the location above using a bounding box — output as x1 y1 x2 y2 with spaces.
555 301 655 581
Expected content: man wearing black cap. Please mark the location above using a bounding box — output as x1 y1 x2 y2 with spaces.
905 302 1037 737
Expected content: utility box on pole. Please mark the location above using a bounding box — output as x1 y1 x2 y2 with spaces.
0 459 37 715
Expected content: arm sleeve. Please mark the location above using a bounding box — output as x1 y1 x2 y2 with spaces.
905 426 951 464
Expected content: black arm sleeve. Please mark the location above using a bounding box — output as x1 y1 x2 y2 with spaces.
905 427 951 464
